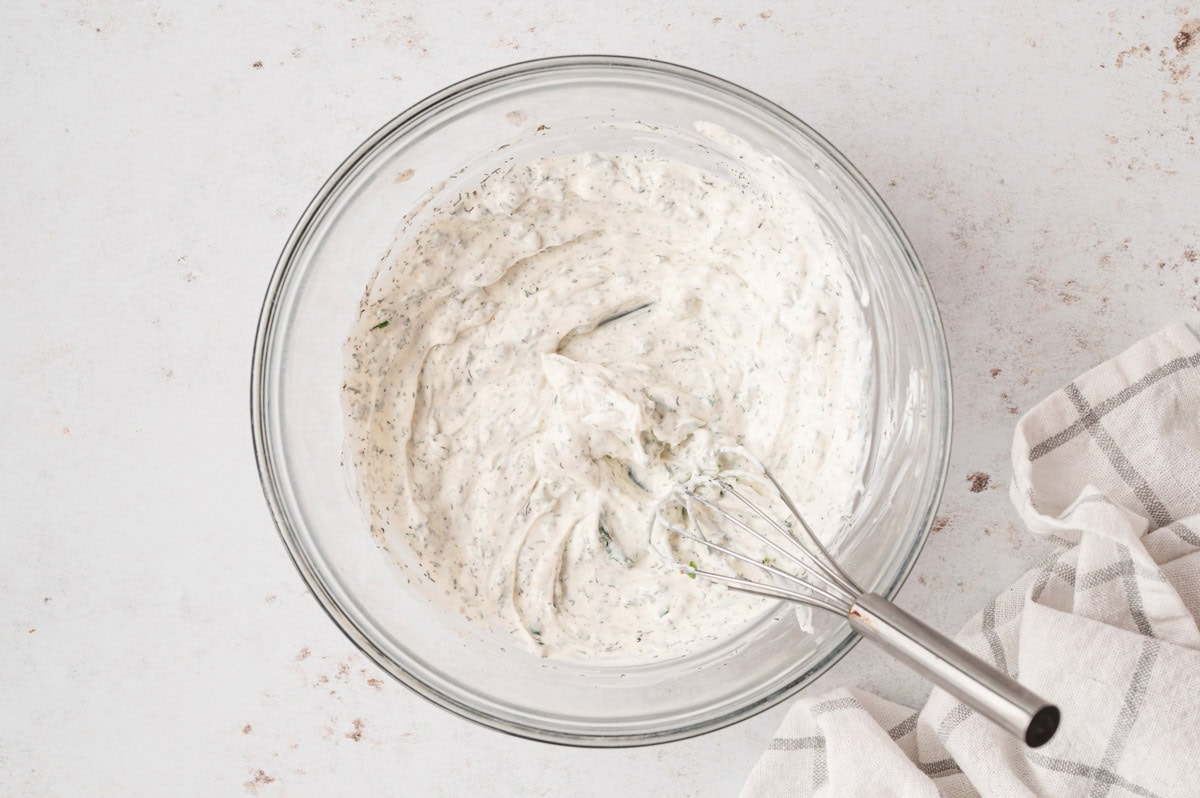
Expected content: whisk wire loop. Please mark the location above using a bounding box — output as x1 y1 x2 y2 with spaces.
762 471 860 594
685 490 853 605
655 512 854 612
692 568 852 615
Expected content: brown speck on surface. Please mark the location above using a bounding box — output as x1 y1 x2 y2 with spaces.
505 110 528 126
244 769 275 795
917 575 927 586
61 426 71 435
43 597 51 604
291 47 304 58
336 662 351 681
252 60 263 69
711 16 722 24
1115 43 1151 67
968 471 991 493
990 367 1001 378
296 646 311 661
242 724 253 735
346 718 365 742
393 168 415 184
264 594 277 603
367 677 384 690
1184 246 1198 262
759 9 774 19
28 628 36 634
1176 23 1196 52
931 516 951 533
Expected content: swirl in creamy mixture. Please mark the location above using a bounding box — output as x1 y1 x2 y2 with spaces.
344 151 870 661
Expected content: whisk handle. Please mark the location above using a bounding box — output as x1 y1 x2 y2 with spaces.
848 593 1059 747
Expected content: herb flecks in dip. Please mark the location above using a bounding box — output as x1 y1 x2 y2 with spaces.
344 152 869 661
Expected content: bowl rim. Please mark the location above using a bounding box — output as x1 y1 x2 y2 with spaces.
250 54 954 747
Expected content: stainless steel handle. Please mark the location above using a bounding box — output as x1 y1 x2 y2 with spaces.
848 593 1060 747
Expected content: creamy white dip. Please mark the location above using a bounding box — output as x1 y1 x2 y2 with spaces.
344 149 870 661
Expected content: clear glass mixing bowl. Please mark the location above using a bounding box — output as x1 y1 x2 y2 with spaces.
251 56 952 745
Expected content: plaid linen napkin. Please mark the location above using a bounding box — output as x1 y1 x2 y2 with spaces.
742 323 1200 798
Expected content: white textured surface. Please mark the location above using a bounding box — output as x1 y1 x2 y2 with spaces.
2 2 1197 795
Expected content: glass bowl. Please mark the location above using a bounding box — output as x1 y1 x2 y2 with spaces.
251 56 951 746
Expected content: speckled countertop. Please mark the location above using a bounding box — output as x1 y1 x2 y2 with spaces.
3 2 1198 795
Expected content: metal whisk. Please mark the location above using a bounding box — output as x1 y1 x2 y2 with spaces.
657 465 1060 748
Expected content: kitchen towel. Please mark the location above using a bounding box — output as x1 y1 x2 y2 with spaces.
742 323 1200 798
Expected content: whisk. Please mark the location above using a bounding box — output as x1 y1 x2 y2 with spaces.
657 465 1060 748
